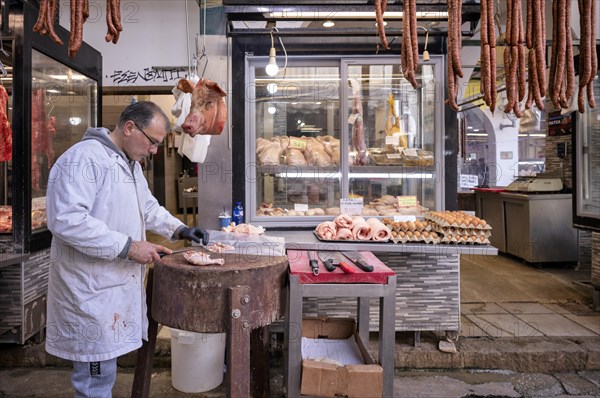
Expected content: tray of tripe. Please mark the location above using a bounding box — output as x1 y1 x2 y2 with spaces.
312 231 390 243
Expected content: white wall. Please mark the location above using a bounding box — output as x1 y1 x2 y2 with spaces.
58 0 202 88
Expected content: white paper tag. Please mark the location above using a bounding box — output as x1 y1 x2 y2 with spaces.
32 196 46 210
385 135 400 145
340 198 363 216
403 148 418 158
393 215 417 222
460 174 479 188
294 203 309 212
347 113 358 124
386 153 402 159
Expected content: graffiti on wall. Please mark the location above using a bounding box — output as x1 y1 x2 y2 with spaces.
107 67 187 85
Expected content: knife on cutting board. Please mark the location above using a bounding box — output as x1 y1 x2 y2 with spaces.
341 252 374 272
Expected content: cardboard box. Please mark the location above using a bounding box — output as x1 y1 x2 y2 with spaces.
300 318 383 398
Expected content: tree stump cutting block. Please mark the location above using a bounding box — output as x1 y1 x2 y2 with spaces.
152 251 288 333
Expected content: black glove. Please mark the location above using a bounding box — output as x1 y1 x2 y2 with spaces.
178 227 209 245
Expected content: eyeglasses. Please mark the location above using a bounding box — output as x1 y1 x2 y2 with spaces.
132 121 163 148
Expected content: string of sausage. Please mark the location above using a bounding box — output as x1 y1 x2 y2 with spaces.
446 0 462 110
34 0 122 58
503 0 527 118
33 0 63 46
375 0 389 50
577 0 597 113
401 0 420 90
479 0 496 112
525 0 546 111
548 0 576 110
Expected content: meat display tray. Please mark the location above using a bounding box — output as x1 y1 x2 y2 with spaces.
312 231 390 243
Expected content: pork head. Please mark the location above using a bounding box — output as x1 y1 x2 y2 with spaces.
178 78 227 136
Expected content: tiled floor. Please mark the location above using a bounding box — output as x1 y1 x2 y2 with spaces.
461 302 600 338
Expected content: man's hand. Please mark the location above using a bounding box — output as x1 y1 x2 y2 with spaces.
128 241 171 264
178 227 209 245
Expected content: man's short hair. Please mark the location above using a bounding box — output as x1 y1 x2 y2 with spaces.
117 101 170 132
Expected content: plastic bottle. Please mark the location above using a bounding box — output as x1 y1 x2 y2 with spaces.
232 202 244 225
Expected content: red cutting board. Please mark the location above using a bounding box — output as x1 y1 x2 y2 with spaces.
287 250 395 284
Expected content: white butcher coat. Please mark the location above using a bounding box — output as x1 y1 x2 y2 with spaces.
45 127 184 362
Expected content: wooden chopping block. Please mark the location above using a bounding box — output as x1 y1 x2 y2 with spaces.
152 251 288 333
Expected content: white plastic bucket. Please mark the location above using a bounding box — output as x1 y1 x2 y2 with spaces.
170 328 226 393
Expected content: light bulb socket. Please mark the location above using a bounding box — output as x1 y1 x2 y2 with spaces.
422 50 430 62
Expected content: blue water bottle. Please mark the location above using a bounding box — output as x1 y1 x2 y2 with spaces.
233 202 244 225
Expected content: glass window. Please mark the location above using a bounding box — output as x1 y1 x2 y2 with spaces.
30 49 98 231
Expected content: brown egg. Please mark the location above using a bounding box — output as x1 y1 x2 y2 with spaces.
414 231 421 238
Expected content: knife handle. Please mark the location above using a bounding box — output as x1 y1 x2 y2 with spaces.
337 261 357 274
354 259 374 272
309 259 319 275
323 259 336 272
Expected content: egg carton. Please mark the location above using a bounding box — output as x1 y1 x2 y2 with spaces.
382 220 432 233
391 235 440 244
440 235 491 245
424 213 492 230
433 227 492 239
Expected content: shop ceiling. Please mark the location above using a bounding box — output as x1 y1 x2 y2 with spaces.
223 1 482 38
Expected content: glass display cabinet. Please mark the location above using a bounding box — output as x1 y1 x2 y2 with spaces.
0 0 101 254
573 79 600 232
245 55 445 227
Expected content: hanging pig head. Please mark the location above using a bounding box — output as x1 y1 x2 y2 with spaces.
178 78 227 136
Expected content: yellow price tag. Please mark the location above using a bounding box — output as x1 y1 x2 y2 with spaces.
397 195 418 208
289 137 307 150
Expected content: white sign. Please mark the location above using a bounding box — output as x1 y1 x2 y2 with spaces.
340 198 363 216
385 135 400 145
460 174 479 188
393 215 417 222
294 203 309 212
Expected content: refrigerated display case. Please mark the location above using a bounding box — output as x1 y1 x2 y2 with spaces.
573 80 600 232
0 0 101 344
245 55 445 227
0 0 101 254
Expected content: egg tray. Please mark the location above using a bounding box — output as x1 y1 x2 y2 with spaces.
439 235 491 245
424 214 492 230
382 219 432 233
391 235 440 244
432 227 492 239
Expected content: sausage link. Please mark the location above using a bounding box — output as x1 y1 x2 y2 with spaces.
517 2 527 102
511 0 520 47
46 0 63 45
490 45 498 112
106 0 118 42
487 0 495 46
526 0 533 49
482 44 491 106
506 0 513 46
552 0 567 107
589 0 597 86
578 84 587 113
112 0 123 32
71 0 84 55
564 0 575 104
526 51 534 109
375 0 389 49
480 0 489 46
587 80 596 108
33 0 48 33
504 46 515 112
534 0 546 97
452 0 463 78
68 0 77 57
410 0 419 68
548 0 559 100
513 100 523 118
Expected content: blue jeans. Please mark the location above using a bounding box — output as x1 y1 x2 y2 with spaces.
71 358 117 398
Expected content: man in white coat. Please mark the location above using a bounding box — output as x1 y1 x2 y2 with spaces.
45 101 207 397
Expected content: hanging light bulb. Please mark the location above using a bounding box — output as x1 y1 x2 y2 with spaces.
267 105 277 114
265 30 279 76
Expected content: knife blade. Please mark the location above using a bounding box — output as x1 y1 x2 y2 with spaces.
158 248 191 258
341 252 374 272
316 251 338 272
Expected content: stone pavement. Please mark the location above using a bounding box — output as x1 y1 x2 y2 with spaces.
1 366 600 397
